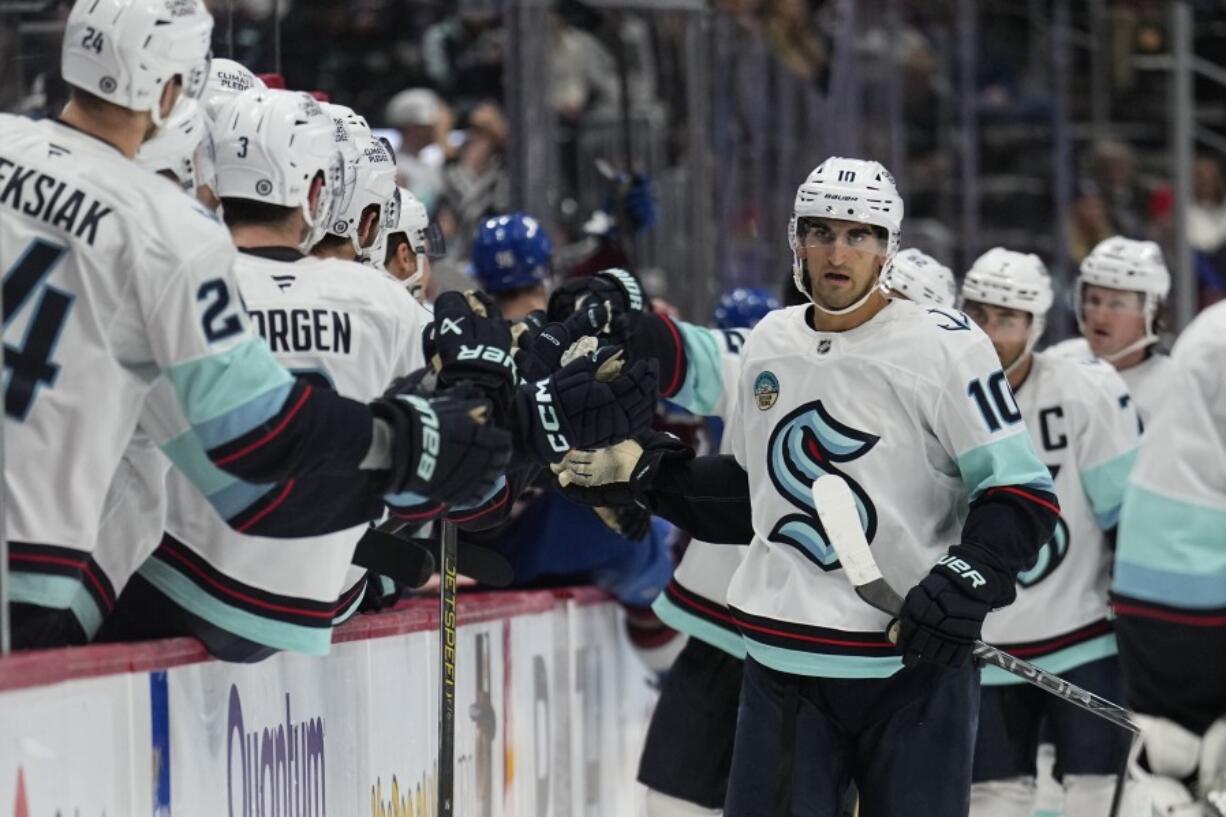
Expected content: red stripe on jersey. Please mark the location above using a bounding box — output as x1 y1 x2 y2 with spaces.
447 485 509 524
10 553 114 612
1112 601 1226 628
659 315 685 397
212 384 313 468
988 485 1061 516
732 613 895 650
235 479 296 533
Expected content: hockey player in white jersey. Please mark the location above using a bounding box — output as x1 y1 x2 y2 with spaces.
1111 300 1226 815
311 113 397 265
1049 237 1173 427
366 186 441 302
96 87 441 659
0 0 511 648
957 248 1140 817
556 157 1058 816
883 247 957 308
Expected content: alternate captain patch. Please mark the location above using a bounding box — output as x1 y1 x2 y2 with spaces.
754 371 780 410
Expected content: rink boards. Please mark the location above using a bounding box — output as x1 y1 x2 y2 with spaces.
0 588 659 816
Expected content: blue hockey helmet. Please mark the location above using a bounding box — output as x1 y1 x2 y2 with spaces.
469 212 553 293
713 287 780 329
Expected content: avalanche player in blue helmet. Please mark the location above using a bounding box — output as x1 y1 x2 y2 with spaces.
469 212 555 320
463 214 680 667
713 287 781 332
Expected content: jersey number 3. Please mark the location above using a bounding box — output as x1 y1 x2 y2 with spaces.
3 239 74 420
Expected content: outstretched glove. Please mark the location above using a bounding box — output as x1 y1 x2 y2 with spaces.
515 299 611 381
510 346 657 464
547 267 647 325
552 430 693 508
370 386 512 507
604 172 658 236
896 546 1015 669
423 290 516 422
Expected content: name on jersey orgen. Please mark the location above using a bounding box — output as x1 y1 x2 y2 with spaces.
0 156 113 246
247 308 353 355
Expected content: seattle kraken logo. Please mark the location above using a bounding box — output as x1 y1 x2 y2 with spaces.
1017 516 1070 587
766 401 879 570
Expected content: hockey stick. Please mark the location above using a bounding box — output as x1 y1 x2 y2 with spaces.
810 475 1141 735
438 519 458 816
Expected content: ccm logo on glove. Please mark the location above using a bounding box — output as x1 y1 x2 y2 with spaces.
937 555 987 589
533 380 571 454
405 395 440 481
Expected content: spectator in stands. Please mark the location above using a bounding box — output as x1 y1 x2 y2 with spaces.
1190 153 1226 304
385 87 450 211
422 0 505 113
762 0 826 84
1089 138 1150 240
436 101 513 260
1068 180 1118 264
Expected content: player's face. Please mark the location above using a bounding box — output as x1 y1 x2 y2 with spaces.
799 218 886 310
964 301 1032 368
1080 284 1147 358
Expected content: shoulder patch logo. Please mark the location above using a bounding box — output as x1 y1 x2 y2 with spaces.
754 371 780 410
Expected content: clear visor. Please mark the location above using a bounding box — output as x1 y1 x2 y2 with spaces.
420 222 447 259
1076 281 1148 317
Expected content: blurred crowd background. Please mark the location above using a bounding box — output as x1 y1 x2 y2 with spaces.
4 0 1226 340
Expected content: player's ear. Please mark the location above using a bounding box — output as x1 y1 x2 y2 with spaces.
158 77 182 124
399 242 416 274
359 206 380 247
307 173 325 221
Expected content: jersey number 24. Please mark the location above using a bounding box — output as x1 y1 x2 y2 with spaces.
3 239 74 420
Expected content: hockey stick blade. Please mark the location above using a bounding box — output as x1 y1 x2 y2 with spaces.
810 475 1141 735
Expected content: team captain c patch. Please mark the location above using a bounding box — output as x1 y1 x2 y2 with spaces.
754 371 780 410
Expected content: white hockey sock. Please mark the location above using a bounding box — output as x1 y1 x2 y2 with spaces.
969 777 1035 817
645 787 722 817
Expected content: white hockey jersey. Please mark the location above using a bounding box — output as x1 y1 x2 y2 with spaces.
1114 301 1226 620
651 323 750 659
0 116 294 628
138 251 430 655
980 352 1139 684
1048 336 1174 430
724 301 1054 678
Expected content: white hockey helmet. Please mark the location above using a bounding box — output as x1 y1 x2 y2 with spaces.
212 88 345 252
322 102 373 140
366 186 435 298
961 247 1053 372
789 157 904 314
61 0 213 129
201 58 266 123
1076 236 1169 360
882 247 956 308
136 96 208 193
326 134 397 258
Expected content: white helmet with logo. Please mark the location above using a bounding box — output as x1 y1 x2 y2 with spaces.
961 247 1053 372
136 96 208 193
212 89 344 252
1077 236 1170 360
61 0 213 129
883 248 956 308
326 133 397 258
322 102 373 140
789 157 904 315
366 187 436 299
201 58 266 123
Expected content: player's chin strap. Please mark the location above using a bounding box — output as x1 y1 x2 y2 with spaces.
1099 329 1160 363
810 279 880 316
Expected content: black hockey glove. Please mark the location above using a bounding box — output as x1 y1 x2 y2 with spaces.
594 504 653 541
423 291 517 421
510 346 658 464
554 430 693 508
370 387 512 507
896 545 1016 669
547 267 647 324
515 300 611 382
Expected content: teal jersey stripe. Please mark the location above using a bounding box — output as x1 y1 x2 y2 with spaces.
139 557 333 657
653 593 747 659
1080 448 1136 530
1117 484 1226 576
9 572 105 637
192 381 294 450
669 321 726 416
980 633 1117 685
743 637 904 679
332 585 366 627
164 336 293 429
956 433 1054 501
1113 561 1226 609
161 429 237 496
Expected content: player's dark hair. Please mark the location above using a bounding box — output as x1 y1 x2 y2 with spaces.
220 197 299 230
385 232 410 266
315 233 349 250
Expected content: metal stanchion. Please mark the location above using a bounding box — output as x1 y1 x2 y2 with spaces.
1171 0 1196 333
